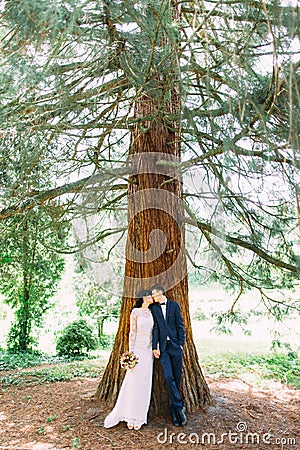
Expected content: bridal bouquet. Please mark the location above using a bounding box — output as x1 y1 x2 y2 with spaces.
120 351 139 370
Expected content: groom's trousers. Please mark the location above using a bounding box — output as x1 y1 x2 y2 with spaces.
160 342 183 412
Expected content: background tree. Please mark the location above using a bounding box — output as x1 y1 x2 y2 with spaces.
0 0 299 412
0 208 69 351
0 136 70 351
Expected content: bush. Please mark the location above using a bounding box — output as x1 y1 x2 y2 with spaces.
56 320 98 357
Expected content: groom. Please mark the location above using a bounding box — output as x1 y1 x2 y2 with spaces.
150 284 187 426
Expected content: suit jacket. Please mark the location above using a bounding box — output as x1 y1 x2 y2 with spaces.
150 299 185 353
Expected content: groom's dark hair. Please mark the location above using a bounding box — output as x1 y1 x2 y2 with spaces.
151 284 166 295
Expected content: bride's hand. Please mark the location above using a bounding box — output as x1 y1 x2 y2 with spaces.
153 349 160 359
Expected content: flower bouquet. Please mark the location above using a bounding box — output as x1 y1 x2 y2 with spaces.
120 351 139 370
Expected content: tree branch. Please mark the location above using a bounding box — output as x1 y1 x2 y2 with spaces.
0 171 129 220
183 204 299 274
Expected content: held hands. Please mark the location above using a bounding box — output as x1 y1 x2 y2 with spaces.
153 349 160 359
153 346 183 358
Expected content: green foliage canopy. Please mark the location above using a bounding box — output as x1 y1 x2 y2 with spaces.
0 0 299 310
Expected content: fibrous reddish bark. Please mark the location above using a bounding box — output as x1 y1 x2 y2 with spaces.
96 92 211 414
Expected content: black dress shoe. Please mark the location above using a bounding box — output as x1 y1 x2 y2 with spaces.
170 410 180 426
177 407 187 426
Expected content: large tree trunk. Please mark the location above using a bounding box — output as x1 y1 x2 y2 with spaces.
96 89 211 414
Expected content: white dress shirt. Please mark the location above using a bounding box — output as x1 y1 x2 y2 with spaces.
160 301 167 320
160 300 170 340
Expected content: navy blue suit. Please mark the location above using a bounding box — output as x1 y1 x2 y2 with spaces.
151 299 185 413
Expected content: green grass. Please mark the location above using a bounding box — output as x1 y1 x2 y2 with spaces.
196 337 271 356
0 349 74 371
72 437 81 448
0 360 105 386
0 348 109 371
46 414 59 423
0 346 299 389
200 351 300 388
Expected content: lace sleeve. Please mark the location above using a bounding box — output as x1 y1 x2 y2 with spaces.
128 309 138 352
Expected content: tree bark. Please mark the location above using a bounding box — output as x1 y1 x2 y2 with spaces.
97 317 106 342
20 221 31 351
96 90 211 414
19 287 30 351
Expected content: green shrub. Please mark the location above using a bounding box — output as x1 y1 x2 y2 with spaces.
56 320 98 357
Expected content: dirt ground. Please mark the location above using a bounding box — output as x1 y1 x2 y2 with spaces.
0 371 299 450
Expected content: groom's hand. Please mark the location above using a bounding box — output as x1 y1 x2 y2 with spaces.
153 349 160 358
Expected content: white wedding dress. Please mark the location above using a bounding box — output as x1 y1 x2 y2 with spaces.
104 307 154 428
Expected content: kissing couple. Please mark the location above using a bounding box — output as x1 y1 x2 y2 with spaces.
104 284 187 430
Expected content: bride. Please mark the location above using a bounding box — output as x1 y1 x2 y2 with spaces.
104 290 154 430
